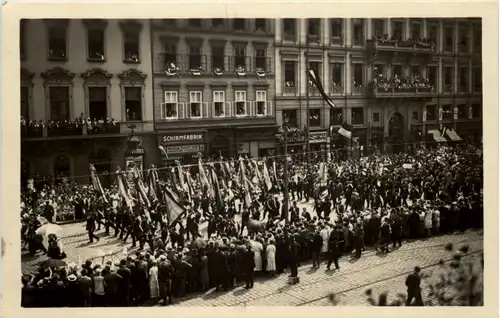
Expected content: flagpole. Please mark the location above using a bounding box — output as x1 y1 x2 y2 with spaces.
283 117 290 225
306 37 311 164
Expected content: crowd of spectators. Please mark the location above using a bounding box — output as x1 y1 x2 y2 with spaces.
371 34 435 50
21 115 119 137
370 74 434 92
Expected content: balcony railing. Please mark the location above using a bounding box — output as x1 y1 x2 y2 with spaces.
254 57 272 73
308 86 320 96
283 86 297 94
229 56 252 73
86 122 121 135
21 120 124 139
370 86 435 97
47 123 85 137
352 86 364 95
283 32 296 41
366 37 436 52
330 86 344 95
331 37 343 46
443 85 453 94
21 125 44 138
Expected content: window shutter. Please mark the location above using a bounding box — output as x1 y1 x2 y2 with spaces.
247 101 253 116
225 101 232 118
178 103 185 119
266 101 273 116
202 102 208 118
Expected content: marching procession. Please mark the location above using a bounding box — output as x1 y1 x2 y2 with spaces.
20 142 483 307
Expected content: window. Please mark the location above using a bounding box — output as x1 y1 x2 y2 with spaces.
471 103 481 118
444 26 454 51
411 22 421 40
352 107 364 125
48 26 67 59
283 109 298 128
284 61 296 90
162 91 178 119
255 19 266 32
309 109 321 127
88 87 107 120
330 108 343 125
189 91 202 118
189 45 202 70
373 64 385 77
353 19 364 45
165 43 177 67
331 19 342 39
123 29 140 62
213 91 225 117
393 21 404 40
428 24 438 46
255 48 267 70
473 68 482 92
49 87 70 122
459 27 469 53
428 66 437 87
331 63 343 88
188 19 201 28
411 65 421 77
309 61 321 78
235 91 247 116
87 29 105 60
393 65 402 77
372 112 380 123
233 19 245 31
412 111 419 121
234 47 246 70
426 105 436 121
457 104 467 119
473 28 481 52
459 67 468 92
373 19 385 38
308 19 320 37
444 67 453 89
212 19 224 28
442 105 452 120
283 19 296 40
125 87 142 121
256 91 267 115
21 86 29 121
353 64 364 87
211 46 225 71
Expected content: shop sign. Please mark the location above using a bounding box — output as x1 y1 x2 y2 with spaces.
166 144 205 154
309 131 328 143
161 133 204 144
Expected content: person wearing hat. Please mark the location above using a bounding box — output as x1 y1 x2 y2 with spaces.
405 266 423 306
158 254 174 306
241 244 255 289
117 259 132 306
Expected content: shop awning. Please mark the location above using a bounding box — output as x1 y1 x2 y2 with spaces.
445 128 462 141
428 130 447 143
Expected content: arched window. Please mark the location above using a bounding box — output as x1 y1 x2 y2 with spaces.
54 155 70 184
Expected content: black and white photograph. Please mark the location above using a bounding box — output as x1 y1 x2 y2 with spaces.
3 2 498 314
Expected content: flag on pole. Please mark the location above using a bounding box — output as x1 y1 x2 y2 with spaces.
90 164 109 203
164 188 186 227
307 69 336 109
198 156 213 198
337 122 353 139
262 161 273 191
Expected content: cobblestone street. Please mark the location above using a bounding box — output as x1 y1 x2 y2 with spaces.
22 223 483 306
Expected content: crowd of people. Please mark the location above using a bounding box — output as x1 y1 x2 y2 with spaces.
371 34 435 50
21 115 119 137
21 144 483 307
371 74 434 92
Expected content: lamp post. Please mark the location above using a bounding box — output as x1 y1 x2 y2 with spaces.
283 116 290 225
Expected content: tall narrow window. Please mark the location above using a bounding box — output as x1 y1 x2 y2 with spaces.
189 91 202 118
284 61 296 91
123 29 140 62
256 91 267 115
234 47 246 71
428 24 438 46
473 68 482 92
373 19 385 38
331 63 343 88
211 46 225 71
255 48 267 70
307 19 320 37
164 43 177 68
283 19 296 40
233 19 245 31
428 66 437 87
372 112 380 123
426 105 436 121
125 87 142 121
21 86 29 121
411 65 421 77
235 91 247 116
374 64 385 77
88 87 107 120
393 21 404 40
48 26 67 59
309 109 321 127
444 66 453 90
49 86 70 121
255 19 266 32
393 65 402 77
353 19 365 46
330 108 343 125
353 64 364 87
188 45 202 70
88 29 105 60
283 109 298 127
459 26 469 53
352 107 364 125
331 19 343 39
459 67 468 92
162 91 178 119
411 22 421 40
444 26 454 52
213 91 225 117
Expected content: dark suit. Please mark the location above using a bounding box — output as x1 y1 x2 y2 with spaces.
117 266 132 305
104 272 123 306
327 236 340 270
241 249 255 288
405 272 423 306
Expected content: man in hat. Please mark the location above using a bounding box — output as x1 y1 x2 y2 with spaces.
158 254 174 305
241 244 255 289
405 266 423 306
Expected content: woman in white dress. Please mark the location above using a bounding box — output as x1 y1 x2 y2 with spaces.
266 239 276 276
149 260 160 302
252 239 263 273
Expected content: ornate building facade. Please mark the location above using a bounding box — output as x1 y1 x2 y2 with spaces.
20 19 156 186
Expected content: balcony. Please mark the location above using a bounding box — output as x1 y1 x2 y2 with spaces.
47 122 85 137
86 121 121 135
330 85 344 95
308 85 320 96
443 85 453 94
370 86 435 98
283 85 297 95
331 37 343 46
254 57 272 74
21 124 44 138
352 86 364 95
366 37 436 53
21 119 128 140
229 56 252 73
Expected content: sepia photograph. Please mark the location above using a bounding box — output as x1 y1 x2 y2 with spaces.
2 2 497 315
